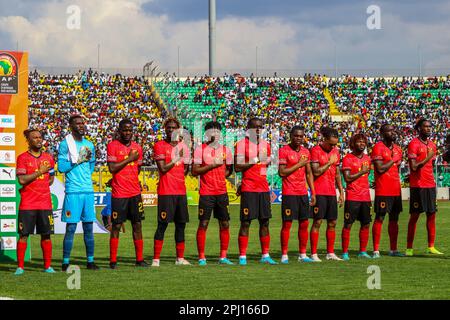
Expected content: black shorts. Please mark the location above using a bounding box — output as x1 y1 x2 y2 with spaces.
410 188 437 214
198 194 230 221
18 210 54 236
111 195 144 224
311 195 338 220
374 195 402 220
344 201 372 225
158 195 189 223
240 192 272 221
281 195 311 221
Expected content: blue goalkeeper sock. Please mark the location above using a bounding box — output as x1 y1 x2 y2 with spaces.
82 222 95 262
63 223 77 264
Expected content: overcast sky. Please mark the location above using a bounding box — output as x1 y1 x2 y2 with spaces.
1 0 449 75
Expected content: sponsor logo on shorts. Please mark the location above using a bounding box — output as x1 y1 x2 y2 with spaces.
19 222 23 231
285 209 291 216
161 211 167 219
380 202 386 209
345 212 350 220
112 211 118 219
413 202 419 209
243 208 249 215
199 208 204 216
314 207 319 214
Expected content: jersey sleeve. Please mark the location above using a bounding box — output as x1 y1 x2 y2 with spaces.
407 140 418 160
89 142 96 174
137 145 143 166
336 149 341 165
278 147 287 165
48 155 56 176
57 140 75 173
342 155 352 171
153 142 165 161
16 154 27 176
310 147 319 163
371 144 383 161
107 142 118 163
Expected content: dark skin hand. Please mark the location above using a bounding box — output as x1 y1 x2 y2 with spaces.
278 129 316 206
409 121 435 172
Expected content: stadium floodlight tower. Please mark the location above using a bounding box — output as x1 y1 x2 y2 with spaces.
209 0 216 77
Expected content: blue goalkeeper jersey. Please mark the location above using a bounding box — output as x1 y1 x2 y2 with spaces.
57 137 96 194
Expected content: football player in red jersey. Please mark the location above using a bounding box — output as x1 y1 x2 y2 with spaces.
309 127 344 261
15 129 55 275
371 124 404 258
152 118 191 266
107 119 148 269
192 121 234 265
235 117 277 265
341 133 372 260
406 119 443 256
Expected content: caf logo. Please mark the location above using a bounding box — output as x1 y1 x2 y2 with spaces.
380 202 386 209
243 208 249 215
199 208 204 216
285 209 291 216
161 211 167 219
112 211 118 219
414 202 419 209
314 207 319 214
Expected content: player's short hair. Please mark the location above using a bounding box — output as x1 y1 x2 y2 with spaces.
414 118 430 131
349 133 368 151
380 123 391 134
23 128 41 140
247 117 262 128
163 117 181 129
119 118 133 129
68 114 84 125
205 121 222 131
320 126 338 140
290 125 305 135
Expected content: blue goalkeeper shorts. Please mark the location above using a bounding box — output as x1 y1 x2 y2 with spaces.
62 193 96 223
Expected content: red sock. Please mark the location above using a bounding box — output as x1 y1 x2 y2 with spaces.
388 220 399 251
40 239 52 269
110 238 119 263
153 239 164 260
298 220 309 254
341 228 351 254
407 214 419 249
426 213 436 247
372 219 383 252
359 227 369 252
17 241 27 269
219 228 230 259
280 221 292 255
326 228 336 254
176 242 185 259
260 235 270 255
310 230 319 255
196 227 207 259
238 235 249 257
134 239 144 262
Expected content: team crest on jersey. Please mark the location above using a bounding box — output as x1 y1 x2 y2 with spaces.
42 160 50 167
161 211 167 219
380 202 386 209
301 155 308 160
414 202 419 209
199 208 204 216
19 222 23 231
285 209 291 216
314 207 319 214
243 208 249 215
345 212 350 220
66 211 71 217
112 211 118 219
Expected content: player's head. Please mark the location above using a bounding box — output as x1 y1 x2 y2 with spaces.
380 123 396 142
23 128 43 151
247 117 263 140
204 121 222 143
118 119 133 143
414 118 432 138
320 126 338 152
349 133 367 153
69 114 85 136
289 125 305 147
163 117 181 142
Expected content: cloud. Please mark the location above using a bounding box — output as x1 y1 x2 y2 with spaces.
0 0 449 76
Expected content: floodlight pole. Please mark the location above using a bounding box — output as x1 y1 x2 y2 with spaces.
209 0 216 77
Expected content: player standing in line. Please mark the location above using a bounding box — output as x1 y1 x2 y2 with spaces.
341 133 372 260
152 118 191 267
15 129 55 275
235 117 278 265
107 119 148 269
278 126 316 264
58 114 99 271
192 121 234 266
406 119 443 256
371 124 404 258
309 127 344 262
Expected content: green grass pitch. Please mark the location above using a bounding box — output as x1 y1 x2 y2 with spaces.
1 202 450 300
